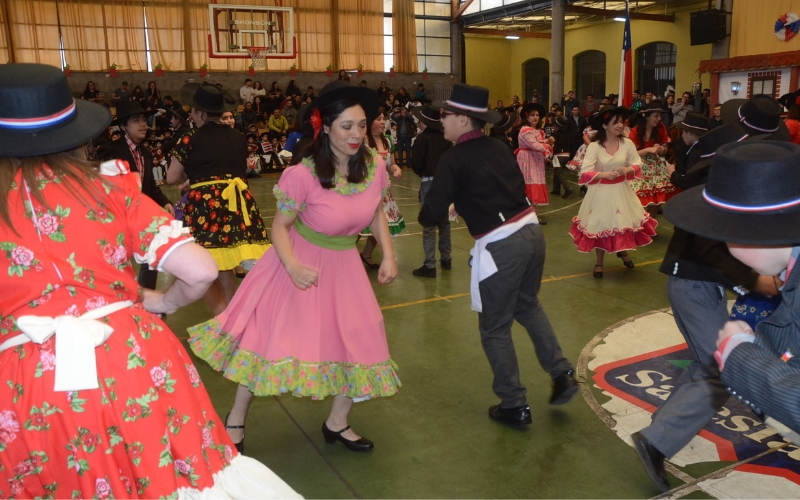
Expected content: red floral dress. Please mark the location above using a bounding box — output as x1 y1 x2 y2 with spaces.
0 164 298 499
515 126 551 206
627 123 679 206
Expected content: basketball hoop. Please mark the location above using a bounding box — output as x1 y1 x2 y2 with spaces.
245 46 269 69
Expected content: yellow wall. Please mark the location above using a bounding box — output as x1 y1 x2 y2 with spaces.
466 7 713 105
730 0 800 57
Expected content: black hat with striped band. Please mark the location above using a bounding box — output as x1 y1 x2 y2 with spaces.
0 63 111 158
665 141 800 245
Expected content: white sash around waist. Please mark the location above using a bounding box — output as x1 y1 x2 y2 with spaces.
0 300 133 391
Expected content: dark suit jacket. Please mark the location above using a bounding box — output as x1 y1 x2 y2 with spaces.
410 128 452 178
722 253 800 433
98 137 171 208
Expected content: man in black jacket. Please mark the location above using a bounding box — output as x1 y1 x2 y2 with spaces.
410 105 452 278
565 106 587 156
419 84 578 427
99 101 173 290
631 121 785 493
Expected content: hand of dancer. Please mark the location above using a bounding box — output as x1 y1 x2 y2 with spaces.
142 289 173 315
753 274 783 298
666 163 675 175
717 320 755 349
377 258 398 285
288 264 319 291
391 164 402 179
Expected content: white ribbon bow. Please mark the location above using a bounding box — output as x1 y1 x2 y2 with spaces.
13 301 132 392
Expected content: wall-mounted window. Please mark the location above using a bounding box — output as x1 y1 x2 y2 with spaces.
574 50 606 102
636 42 676 99
384 0 451 73
524 58 549 104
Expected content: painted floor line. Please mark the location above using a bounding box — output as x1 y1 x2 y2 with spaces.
380 259 662 311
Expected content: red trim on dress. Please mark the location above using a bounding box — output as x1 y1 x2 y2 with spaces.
568 214 658 253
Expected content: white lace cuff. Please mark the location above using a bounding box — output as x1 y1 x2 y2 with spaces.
134 220 194 270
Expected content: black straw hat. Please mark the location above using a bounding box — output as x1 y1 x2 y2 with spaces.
302 81 380 137
520 103 547 124
677 112 709 135
180 82 237 114
721 94 790 141
434 83 501 123
411 105 442 130
685 122 748 176
0 63 111 157
665 141 800 245
554 115 569 131
166 106 190 127
639 100 664 114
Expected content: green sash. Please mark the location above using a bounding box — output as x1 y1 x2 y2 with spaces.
293 218 357 250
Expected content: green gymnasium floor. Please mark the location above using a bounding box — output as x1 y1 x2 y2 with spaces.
161 170 702 499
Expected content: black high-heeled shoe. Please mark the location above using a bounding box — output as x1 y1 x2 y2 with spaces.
617 252 635 269
593 264 603 278
225 412 245 454
322 422 374 452
360 254 380 270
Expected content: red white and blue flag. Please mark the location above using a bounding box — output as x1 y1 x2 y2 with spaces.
619 0 633 107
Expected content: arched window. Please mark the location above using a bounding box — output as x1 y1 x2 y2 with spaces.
574 51 606 103
524 58 549 105
636 42 676 99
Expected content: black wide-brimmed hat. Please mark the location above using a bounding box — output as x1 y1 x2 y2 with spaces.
434 83 501 123
590 105 631 130
639 100 664 115
113 101 158 125
180 82 237 114
554 115 569 131
685 122 748 176
0 63 111 157
493 111 518 134
411 105 442 130
166 106 190 127
677 112 710 135
520 102 547 123
665 141 800 245
302 81 380 137
721 94 790 142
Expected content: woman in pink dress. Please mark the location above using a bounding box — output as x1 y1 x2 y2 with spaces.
516 103 553 224
188 81 401 453
569 106 658 277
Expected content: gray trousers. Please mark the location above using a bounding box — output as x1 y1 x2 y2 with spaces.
641 277 732 458
478 224 573 408
419 180 451 268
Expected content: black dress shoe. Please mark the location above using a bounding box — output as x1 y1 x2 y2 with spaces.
225 412 245 454
562 187 574 199
440 259 452 270
549 370 579 405
412 265 436 278
488 404 532 426
631 432 670 492
322 422 374 451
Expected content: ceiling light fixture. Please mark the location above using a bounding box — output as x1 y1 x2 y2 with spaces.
506 35 520 39
613 17 626 22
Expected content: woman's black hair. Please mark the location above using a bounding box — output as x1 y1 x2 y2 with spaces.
300 98 371 189
592 112 627 145
636 106 663 148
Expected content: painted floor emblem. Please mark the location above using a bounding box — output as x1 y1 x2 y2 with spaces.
584 309 800 498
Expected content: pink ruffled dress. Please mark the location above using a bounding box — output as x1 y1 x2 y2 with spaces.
569 139 658 253
188 153 401 400
515 126 551 205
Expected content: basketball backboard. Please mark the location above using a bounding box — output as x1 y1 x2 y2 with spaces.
208 3 296 59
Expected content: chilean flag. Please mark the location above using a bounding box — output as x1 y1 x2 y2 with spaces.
619 0 633 107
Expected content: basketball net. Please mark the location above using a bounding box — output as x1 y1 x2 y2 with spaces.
246 46 268 69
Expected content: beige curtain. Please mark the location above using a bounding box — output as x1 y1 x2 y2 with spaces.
144 0 186 71
337 0 383 71
6 0 62 67
392 0 417 73
295 0 333 72
0 1 11 63
105 0 147 71
58 0 108 70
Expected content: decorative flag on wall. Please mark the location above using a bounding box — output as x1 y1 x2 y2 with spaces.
619 0 633 107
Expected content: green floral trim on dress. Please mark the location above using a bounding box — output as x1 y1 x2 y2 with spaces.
272 185 306 216
301 149 381 196
187 318 401 400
